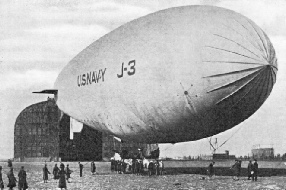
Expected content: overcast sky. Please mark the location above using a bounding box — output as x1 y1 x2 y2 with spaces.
0 0 285 159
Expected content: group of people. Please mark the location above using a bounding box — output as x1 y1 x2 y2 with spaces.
0 160 28 190
44 161 97 189
147 160 164 176
207 159 259 181
111 159 164 176
247 159 259 181
0 160 97 190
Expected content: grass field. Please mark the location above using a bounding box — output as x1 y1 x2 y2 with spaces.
0 162 286 189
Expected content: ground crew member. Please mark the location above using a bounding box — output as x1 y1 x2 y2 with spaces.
208 161 215 178
231 160 239 180
91 161 96 175
238 160 242 178
159 161 164 175
7 159 12 168
66 164 72 183
247 160 253 180
148 161 154 176
139 160 144 175
7 167 17 190
252 159 258 181
53 164 60 180
43 164 50 183
79 162 83 177
155 160 160 175
0 166 4 190
18 166 28 190
58 163 67 190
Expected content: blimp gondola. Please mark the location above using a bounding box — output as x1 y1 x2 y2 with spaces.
35 5 278 143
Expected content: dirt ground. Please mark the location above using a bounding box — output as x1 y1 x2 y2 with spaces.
1 162 286 190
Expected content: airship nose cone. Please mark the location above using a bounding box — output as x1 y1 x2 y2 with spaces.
197 16 278 137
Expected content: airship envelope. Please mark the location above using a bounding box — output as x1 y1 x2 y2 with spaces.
54 5 278 143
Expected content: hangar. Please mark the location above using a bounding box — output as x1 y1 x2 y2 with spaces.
14 98 158 162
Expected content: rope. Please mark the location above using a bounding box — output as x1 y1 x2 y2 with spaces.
218 125 243 149
208 125 244 152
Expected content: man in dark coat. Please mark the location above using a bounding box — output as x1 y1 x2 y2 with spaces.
0 166 4 190
238 160 242 178
79 162 83 177
91 161 96 175
155 160 160 176
53 164 60 180
148 161 154 176
65 164 72 183
58 163 67 190
111 159 115 172
208 161 215 178
139 160 144 175
7 159 12 168
18 166 28 190
252 159 258 181
231 160 240 180
7 167 16 190
131 159 135 174
159 161 164 175
43 164 50 183
247 160 253 180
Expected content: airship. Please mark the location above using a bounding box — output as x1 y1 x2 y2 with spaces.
35 5 277 144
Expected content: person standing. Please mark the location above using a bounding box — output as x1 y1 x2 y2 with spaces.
110 159 115 172
148 161 154 176
7 167 17 190
155 161 159 175
18 166 28 190
79 162 83 177
252 159 258 181
139 160 144 175
43 164 50 183
231 160 240 180
238 160 242 178
208 161 215 178
7 159 12 168
91 162 96 175
247 160 253 180
0 166 4 190
159 161 164 175
53 164 60 180
58 163 67 190
66 164 72 183
131 159 135 174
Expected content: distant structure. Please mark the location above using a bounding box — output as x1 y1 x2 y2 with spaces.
14 98 159 162
213 150 236 160
198 150 236 160
252 144 274 160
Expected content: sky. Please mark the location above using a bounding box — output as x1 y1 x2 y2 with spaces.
0 0 286 159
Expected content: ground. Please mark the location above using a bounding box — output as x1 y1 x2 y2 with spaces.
1 162 286 189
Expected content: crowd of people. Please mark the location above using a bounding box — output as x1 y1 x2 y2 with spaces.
0 158 261 189
0 160 97 190
110 159 164 176
0 160 28 190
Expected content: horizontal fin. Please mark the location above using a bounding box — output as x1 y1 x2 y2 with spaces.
32 89 58 94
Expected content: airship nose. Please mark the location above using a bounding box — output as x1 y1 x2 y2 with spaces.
198 18 278 135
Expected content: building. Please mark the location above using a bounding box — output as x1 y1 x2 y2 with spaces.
14 98 60 162
213 150 236 160
14 98 159 162
252 145 274 160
